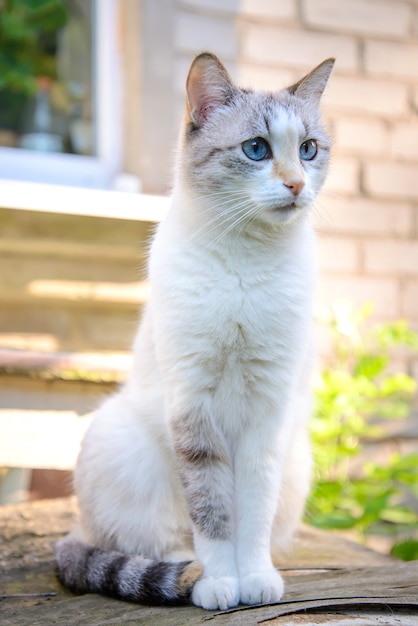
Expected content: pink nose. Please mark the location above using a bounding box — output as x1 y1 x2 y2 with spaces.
284 179 305 196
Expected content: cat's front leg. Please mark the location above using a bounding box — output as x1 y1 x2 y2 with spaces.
171 409 239 610
191 535 239 610
234 425 285 605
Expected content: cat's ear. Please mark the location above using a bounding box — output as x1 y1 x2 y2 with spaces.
288 58 335 105
186 52 236 127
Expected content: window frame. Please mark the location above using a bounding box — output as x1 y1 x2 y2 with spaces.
0 0 122 190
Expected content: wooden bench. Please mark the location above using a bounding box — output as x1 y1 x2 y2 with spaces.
1 497 417 625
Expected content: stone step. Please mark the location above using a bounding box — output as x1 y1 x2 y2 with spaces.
0 293 143 352
0 409 93 471
0 188 165 501
0 347 130 384
0 203 157 351
0 347 129 415
0 347 130 481
0 242 145 286
0 202 160 250
0 206 152 291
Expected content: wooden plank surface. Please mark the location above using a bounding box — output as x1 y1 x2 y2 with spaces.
1 497 417 625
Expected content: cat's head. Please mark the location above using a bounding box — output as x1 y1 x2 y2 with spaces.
179 52 334 232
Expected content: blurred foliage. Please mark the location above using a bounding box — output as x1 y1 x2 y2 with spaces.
0 0 68 130
0 0 68 94
391 538 418 561
307 303 418 560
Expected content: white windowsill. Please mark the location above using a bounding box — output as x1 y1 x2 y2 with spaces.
0 179 170 223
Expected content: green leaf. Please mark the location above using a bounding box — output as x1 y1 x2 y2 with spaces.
391 540 418 561
354 354 388 378
380 373 417 396
310 511 358 530
375 319 418 350
380 507 418 525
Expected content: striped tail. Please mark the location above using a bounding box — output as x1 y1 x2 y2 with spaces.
54 537 203 606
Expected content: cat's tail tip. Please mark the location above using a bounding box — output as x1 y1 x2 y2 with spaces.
54 535 203 606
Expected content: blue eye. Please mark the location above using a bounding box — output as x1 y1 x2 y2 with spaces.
242 137 271 161
300 139 317 161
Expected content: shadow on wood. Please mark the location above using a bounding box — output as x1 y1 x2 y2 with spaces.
1 497 417 625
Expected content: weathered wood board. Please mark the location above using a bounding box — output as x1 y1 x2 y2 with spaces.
1 497 417 625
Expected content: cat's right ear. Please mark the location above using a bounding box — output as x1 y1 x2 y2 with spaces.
186 52 235 128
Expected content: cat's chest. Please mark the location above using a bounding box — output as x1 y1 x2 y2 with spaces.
151 226 315 365
150 235 314 419
181 255 309 360
186 266 310 416
205 271 298 348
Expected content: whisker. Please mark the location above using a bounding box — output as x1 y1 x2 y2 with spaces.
319 190 346 201
209 200 267 246
190 202 250 245
188 193 255 246
311 201 333 233
202 204 256 246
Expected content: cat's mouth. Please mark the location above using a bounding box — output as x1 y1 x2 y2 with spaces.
273 202 298 212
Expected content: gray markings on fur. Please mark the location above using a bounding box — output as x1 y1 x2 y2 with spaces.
193 145 238 169
171 411 233 540
54 537 202 605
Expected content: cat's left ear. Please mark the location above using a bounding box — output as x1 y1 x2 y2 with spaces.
288 58 335 105
186 52 236 128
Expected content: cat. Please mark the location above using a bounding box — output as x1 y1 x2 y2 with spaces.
55 51 334 611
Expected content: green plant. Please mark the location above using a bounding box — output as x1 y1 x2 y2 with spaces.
307 303 418 559
0 0 68 94
0 0 68 131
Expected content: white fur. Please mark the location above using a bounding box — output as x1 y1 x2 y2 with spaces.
75 201 315 607
71 54 333 611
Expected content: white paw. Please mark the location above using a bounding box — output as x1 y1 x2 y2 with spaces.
239 569 284 605
191 576 240 610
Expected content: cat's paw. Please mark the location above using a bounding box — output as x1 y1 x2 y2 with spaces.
239 569 284 605
191 576 240 610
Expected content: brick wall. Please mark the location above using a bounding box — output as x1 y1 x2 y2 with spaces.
167 0 418 372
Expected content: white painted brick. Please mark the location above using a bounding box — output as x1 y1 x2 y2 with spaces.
316 276 400 317
237 64 294 91
402 279 418 318
390 122 418 161
313 196 413 237
179 0 296 20
174 56 193 94
175 10 238 58
303 0 411 39
242 24 357 72
323 157 360 196
178 0 240 14
314 321 334 360
333 116 388 157
411 358 418 386
325 76 409 117
364 162 418 201
364 240 418 275
317 236 360 273
365 41 418 81
240 0 296 21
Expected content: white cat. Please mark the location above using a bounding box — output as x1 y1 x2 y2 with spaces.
55 52 334 611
